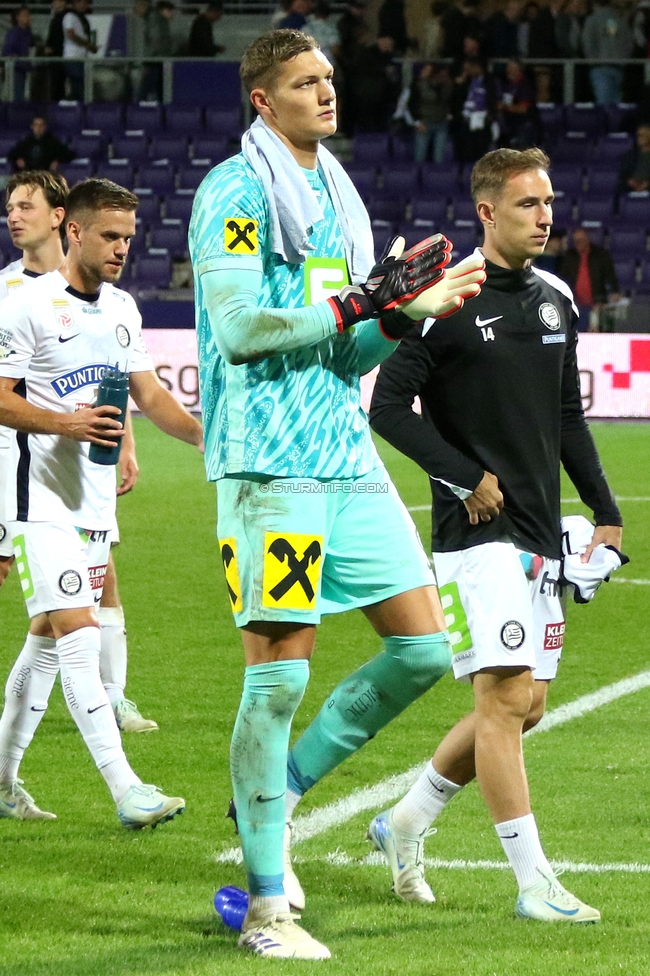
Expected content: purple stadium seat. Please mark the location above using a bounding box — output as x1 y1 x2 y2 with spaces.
343 165 377 197
551 134 592 165
538 104 564 142
48 101 83 136
564 104 605 139
71 132 104 160
381 168 420 200
421 165 460 198
577 199 614 223
165 194 194 223
112 133 149 165
603 104 637 133
128 218 147 255
133 251 172 288
353 134 390 163
6 104 39 130
133 188 160 226
137 163 175 196
569 222 606 246
391 135 415 161
205 108 241 138
0 224 16 254
595 132 633 161
177 161 212 190
451 199 478 222
443 226 477 256
411 199 447 225
613 259 638 291
585 169 618 196
372 224 394 257
164 106 203 134
149 136 189 164
60 159 94 183
367 198 404 222
150 220 187 258
95 160 134 188
84 103 124 135
192 137 229 164
550 198 574 225
609 229 647 259
549 167 584 196
0 134 21 157
618 194 650 225
125 103 163 133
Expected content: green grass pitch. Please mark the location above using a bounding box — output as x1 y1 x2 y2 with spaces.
0 420 648 976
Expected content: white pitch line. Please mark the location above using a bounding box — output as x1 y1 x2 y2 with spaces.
324 851 650 875
215 669 650 867
408 497 650 513
610 577 650 585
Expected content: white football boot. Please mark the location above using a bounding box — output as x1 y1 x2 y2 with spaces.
113 698 158 733
516 869 601 923
368 807 436 903
238 910 331 960
0 780 56 821
117 784 185 829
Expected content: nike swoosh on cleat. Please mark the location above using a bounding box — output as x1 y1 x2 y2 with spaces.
256 794 284 803
88 703 108 713
475 315 503 328
543 901 580 916
58 334 80 343
133 802 164 813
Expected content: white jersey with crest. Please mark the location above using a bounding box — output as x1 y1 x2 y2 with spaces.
0 269 152 529
0 260 34 454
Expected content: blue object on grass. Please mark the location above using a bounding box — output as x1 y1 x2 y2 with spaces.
214 885 249 930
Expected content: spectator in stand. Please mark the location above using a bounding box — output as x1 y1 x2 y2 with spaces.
582 0 633 105
408 63 453 163
378 0 411 54
498 58 539 147
633 0 650 57
560 227 620 331
2 6 34 102
452 57 497 163
63 0 97 100
617 123 650 193
278 0 311 30
484 0 521 59
7 117 75 173
188 0 225 56
45 0 69 100
422 0 448 59
349 36 400 132
556 0 591 99
337 0 368 135
139 0 176 100
307 1 340 62
441 0 484 60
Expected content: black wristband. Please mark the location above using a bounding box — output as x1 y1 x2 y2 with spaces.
327 286 376 331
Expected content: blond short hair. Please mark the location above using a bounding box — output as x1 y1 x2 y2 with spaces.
470 148 551 203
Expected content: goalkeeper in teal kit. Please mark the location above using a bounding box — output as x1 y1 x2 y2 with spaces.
189 29 485 960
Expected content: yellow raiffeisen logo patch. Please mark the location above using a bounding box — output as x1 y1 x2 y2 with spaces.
262 533 323 610
219 537 243 612
224 217 259 255
5 278 24 291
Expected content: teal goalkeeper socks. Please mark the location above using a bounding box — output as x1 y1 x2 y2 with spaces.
230 659 309 896
287 633 451 795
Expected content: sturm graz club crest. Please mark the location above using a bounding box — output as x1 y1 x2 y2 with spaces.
59 570 82 595
538 303 561 331
116 324 130 348
500 620 525 650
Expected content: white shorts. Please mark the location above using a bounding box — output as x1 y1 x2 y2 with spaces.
110 513 120 546
433 541 565 682
0 449 12 558
9 522 111 618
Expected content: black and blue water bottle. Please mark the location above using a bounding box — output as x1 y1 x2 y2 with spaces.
88 367 129 466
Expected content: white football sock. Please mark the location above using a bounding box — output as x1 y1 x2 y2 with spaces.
98 606 127 705
495 813 554 891
0 634 59 783
57 626 139 802
392 762 463 834
285 787 302 820
248 894 290 920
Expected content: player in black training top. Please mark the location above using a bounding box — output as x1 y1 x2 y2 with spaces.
366 148 622 923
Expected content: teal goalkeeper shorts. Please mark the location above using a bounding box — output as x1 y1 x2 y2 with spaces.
216 464 435 627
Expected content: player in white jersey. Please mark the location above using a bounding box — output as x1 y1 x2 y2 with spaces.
0 170 158 735
0 178 203 828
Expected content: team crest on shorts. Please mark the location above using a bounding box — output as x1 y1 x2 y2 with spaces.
224 217 259 255
219 537 243 612
59 570 82 595
538 303 560 330
0 523 6 543
262 532 323 610
500 620 525 649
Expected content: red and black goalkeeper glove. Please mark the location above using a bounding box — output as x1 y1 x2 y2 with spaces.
327 234 452 333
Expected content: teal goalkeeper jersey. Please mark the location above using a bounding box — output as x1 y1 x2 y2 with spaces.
189 153 381 481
